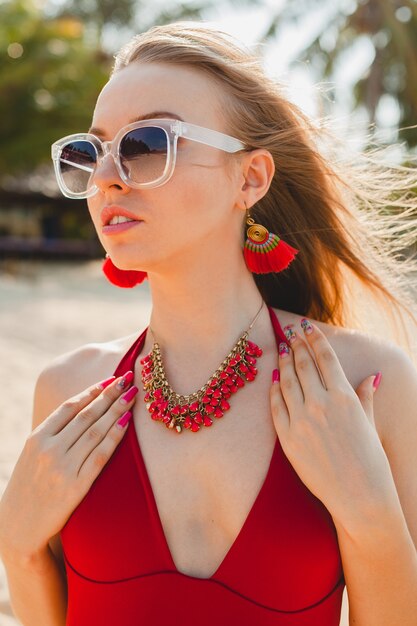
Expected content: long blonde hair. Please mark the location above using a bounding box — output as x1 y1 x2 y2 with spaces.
112 21 417 363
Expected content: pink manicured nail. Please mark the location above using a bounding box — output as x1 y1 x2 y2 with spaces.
117 371 134 389
373 372 382 390
96 376 116 390
120 385 139 404
116 410 133 429
272 368 280 383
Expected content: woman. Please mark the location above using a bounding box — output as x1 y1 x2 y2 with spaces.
1 21 417 626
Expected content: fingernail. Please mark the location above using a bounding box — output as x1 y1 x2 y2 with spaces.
283 325 297 344
120 385 139 404
117 371 134 389
117 410 133 429
301 318 314 334
272 368 280 383
279 342 290 358
96 375 116 390
373 372 382 390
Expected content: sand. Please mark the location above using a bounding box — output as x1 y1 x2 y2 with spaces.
4 258 415 624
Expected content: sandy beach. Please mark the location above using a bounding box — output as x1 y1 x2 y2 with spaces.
2 258 416 625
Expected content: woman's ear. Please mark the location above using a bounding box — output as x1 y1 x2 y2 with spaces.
237 148 275 209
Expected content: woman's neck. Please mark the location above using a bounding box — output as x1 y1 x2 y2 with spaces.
148 271 263 350
142 263 272 395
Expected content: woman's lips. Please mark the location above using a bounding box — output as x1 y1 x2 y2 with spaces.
102 221 143 235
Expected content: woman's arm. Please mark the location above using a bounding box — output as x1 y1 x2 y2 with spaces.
335 344 417 626
334 503 417 626
0 366 68 626
0 345 136 626
1 545 67 626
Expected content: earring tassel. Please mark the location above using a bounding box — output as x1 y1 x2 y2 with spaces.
102 256 147 288
244 229 299 274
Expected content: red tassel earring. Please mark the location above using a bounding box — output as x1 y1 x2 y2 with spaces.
243 208 299 274
102 254 148 288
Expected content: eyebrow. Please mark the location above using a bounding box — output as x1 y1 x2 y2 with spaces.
87 111 184 137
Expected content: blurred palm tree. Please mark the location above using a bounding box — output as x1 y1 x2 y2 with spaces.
260 0 417 149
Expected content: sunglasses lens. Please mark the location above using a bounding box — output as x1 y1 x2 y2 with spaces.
120 127 168 184
58 140 97 194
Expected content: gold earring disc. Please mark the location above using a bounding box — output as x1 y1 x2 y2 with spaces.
247 224 268 242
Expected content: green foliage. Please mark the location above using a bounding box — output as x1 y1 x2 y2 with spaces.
0 0 111 177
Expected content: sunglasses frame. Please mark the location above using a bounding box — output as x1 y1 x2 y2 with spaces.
51 118 248 199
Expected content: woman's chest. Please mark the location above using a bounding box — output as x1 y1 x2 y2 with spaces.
61 371 344 616
61 387 344 613
61 317 346 612
131 387 279 578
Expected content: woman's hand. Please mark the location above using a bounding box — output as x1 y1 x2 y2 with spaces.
270 318 397 532
0 373 138 562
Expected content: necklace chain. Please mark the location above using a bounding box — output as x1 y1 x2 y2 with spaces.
140 300 265 434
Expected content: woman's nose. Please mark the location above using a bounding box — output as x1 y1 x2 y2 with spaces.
93 153 130 194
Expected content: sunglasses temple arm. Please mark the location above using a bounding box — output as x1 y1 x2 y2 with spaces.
179 122 245 152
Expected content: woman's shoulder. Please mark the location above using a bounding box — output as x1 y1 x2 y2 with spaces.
271 305 401 362
272 305 409 379
33 331 142 422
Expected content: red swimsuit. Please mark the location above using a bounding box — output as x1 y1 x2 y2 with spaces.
61 306 345 625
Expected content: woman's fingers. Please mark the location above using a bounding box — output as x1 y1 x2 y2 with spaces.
62 371 134 445
67 378 139 477
270 369 290 435
299 318 347 391
75 401 134 482
277 330 304 413
282 324 326 395
38 371 132 438
36 381 106 437
274 319 354 433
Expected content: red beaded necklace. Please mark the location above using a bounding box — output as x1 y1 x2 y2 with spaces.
140 300 264 433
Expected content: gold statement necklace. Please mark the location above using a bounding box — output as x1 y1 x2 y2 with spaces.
140 300 265 434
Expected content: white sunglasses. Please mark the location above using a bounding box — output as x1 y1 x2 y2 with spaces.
51 118 248 199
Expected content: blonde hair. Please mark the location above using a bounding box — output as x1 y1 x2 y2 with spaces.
112 21 417 363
